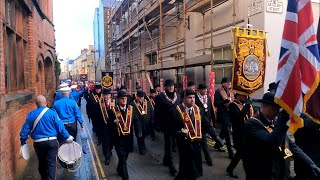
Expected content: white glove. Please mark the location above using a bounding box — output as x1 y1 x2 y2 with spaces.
66 136 74 143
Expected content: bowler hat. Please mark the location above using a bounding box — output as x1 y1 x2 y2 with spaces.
187 81 195 87
120 86 127 90
181 88 196 98
137 90 145 97
258 92 280 108
164 79 175 87
150 88 156 93
136 85 142 90
198 83 208 89
117 91 127 98
155 84 160 88
268 82 276 91
102 89 111 95
95 84 102 89
221 77 230 84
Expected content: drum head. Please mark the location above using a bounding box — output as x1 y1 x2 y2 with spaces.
58 142 82 164
20 144 31 160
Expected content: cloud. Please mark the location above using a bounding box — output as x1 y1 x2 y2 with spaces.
53 0 99 60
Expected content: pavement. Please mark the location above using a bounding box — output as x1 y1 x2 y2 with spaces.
19 98 245 180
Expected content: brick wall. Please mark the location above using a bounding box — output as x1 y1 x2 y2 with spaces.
0 0 56 179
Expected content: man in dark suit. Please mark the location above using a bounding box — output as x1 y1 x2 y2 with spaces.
226 93 253 178
294 113 320 180
214 77 234 158
242 92 320 180
155 79 182 176
119 86 133 104
195 83 223 166
130 90 154 155
88 84 103 145
170 88 220 180
146 88 156 140
108 91 139 180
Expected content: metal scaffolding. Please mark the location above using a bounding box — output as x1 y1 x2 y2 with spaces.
106 0 227 90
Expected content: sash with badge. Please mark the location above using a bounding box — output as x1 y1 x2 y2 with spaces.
99 98 109 124
93 94 101 103
147 96 155 110
252 116 293 159
197 93 209 112
176 104 202 141
112 106 133 136
233 100 254 122
134 100 147 115
219 87 234 102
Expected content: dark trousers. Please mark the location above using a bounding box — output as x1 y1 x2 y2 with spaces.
115 145 129 180
64 122 78 141
219 119 233 156
137 137 146 152
102 126 112 161
227 146 242 171
200 135 212 163
163 133 175 167
34 140 59 180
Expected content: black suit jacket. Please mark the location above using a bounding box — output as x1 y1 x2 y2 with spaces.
154 92 181 133
107 105 139 152
195 94 216 125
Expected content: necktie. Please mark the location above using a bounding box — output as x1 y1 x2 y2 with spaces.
189 109 193 117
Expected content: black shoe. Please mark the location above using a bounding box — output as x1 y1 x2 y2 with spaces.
105 160 110 165
172 148 177 152
228 153 234 159
139 150 146 155
163 160 170 167
226 169 239 178
169 166 177 176
206 161 213 166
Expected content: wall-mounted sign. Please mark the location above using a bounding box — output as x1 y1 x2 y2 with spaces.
248 0 263 17
266 0 283 13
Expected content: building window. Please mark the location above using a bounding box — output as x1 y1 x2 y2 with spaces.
5 0 29 92
146 52 157 65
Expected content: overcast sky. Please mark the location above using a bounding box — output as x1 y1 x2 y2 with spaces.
53 0 99 60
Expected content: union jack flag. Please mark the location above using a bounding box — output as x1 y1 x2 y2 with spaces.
275 0 320 133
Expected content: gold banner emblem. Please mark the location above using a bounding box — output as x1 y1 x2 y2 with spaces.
232 27 267 95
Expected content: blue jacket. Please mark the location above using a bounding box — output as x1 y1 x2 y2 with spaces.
20 106 70 145
53 97 83 126
70 86 84 103
54 91 75 102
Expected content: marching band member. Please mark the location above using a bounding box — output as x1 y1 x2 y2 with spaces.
214 77 234 158
108 91 139 180
54 87 84 142
130 90 154 155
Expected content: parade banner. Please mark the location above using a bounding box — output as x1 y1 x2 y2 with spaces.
160 78 164 91
182 76 188 90
129 79 132 95
209 72 215 110
101 71 113 88
232 27 267 95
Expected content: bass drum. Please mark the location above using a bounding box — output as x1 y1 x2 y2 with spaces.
58 141 82 172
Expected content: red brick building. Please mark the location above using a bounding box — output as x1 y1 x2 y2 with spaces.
0 0 55 178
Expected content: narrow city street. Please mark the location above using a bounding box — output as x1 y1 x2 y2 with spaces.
20 98 245 180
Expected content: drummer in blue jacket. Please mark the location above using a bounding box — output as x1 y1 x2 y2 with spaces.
54 86 84 142
20 95 74 180
70 84 84 105
54 83 75 102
